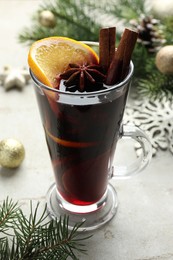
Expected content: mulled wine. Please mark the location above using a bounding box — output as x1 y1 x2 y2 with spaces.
29 29 152 230
34 80 129 206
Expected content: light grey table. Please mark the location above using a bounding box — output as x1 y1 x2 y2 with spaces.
0 1 173 259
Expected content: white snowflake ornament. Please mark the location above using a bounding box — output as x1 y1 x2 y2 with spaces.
124 94 173 156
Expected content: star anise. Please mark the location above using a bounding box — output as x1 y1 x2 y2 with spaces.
58 63 106 92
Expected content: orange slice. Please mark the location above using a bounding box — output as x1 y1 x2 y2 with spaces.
45 127 97 148
28 36 99 88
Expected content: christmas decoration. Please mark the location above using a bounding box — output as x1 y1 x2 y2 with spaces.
124 92 173 156
0 138 25 168
155 45 173 75
39 10 56 28
130 15 165 53
151 0 173 18
0 66 30 90
18 0 173 98
0 197 89 259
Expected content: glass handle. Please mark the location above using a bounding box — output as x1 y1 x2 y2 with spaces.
111 124 152 179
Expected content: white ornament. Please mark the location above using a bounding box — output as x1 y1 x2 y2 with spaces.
0 67 30 90
124 93 173 156
150 0 173 17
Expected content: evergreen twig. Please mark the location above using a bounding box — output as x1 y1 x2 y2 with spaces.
18 0 173 98
0 198 90 259
0 197 20 235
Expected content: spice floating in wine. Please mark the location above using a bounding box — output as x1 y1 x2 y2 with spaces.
59 63 106 92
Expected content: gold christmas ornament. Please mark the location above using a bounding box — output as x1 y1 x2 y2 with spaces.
0 139 25 168
39 10 56 28
155 45 173 75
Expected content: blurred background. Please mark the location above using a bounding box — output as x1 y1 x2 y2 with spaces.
0 0 42 67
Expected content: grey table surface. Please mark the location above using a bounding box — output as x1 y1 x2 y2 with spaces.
0 1 173 260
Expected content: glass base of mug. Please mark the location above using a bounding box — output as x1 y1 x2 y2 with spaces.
46 183 118 231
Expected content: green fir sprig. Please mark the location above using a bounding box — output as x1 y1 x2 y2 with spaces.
0 197 20 235
0 198 90 259
19 0 101 44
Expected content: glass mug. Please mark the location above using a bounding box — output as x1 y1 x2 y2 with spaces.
30 42 152 231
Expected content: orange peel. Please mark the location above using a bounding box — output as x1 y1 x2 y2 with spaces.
45 127 97 148
28 36 99 88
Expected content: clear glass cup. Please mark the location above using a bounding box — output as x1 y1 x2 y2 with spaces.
30 42 152 231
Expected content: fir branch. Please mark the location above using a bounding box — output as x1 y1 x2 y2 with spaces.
132 44 151 80
41 0 96 34
18 25 57 45
0 197 20 235
0 198 90 260
104 0 148 20
19 0 101 45
162 16 173 44
137 72 173 98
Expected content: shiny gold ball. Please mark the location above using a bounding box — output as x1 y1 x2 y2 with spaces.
155 45 173 75
0 139 25 168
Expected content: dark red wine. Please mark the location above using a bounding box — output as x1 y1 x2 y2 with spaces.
34 84 129 205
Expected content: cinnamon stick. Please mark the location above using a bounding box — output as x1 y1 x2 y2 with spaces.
99 27 116 73
108 27 116 65
121 29 138 80
106 28 138 85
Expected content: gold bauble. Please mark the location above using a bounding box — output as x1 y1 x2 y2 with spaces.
0 139 25 168
155 46 173 75
39 10 56 28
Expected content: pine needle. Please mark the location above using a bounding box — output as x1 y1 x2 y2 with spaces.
0 198 90 259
